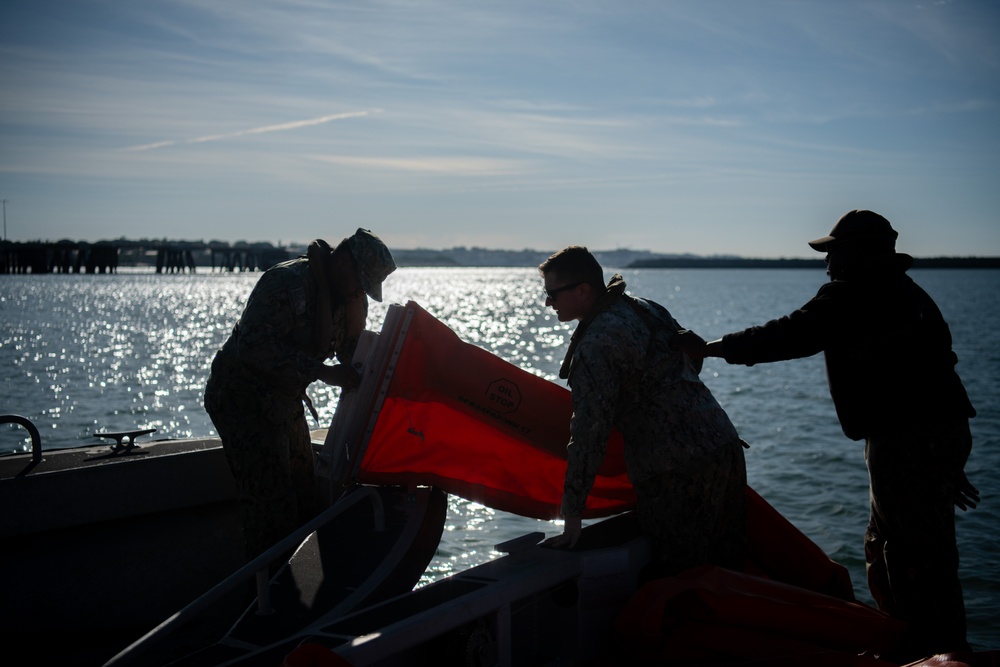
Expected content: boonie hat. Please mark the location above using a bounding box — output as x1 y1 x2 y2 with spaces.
347 228 396 302
808 210 898 254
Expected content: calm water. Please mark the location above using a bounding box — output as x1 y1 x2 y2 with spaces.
3 267 998 649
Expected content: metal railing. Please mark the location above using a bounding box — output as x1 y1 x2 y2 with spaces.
103 484 386 667
1 414 43 475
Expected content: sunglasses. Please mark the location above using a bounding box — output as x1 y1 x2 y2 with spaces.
545 282 583 300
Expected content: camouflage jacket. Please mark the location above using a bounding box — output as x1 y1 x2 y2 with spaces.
561 276 740 517
207 257 363 423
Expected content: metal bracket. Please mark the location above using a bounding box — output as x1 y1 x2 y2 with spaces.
93 428 157 453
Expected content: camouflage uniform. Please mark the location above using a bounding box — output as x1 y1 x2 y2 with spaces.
205 229 394 561
562 275 747 574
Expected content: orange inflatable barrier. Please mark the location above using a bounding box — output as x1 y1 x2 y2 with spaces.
339 302 854 596
745 485 855 600
614 565 905 665
350 301 634 520
344 303 850 577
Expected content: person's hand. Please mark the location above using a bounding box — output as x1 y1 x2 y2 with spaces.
703 339 725 359
541 516 582 549
317 363 361 391
673 329 707 359
954 470 979 511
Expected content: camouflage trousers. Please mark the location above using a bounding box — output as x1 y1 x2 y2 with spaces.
633 437 747 576
205 391 318 562
865 419 972 656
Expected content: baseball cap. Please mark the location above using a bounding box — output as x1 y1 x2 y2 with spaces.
808 210 898 254
347 228 396 302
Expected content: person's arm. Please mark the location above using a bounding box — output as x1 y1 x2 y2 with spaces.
544 324 631 548
317 293 366 390
672 329 727 361
542 515 583 549
703 339 726 358
315 363 361 390
334 290 368 365
674 284 843 370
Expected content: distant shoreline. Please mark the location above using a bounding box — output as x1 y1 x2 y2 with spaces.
624 257 1000 269
389 249 1000 269
3 238 997 273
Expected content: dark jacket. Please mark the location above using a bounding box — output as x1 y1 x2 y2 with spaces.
719 258 975 440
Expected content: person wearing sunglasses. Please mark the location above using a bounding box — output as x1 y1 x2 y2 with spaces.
539 245 748 581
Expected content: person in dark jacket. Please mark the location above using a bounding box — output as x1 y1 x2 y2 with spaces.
683 210 979 659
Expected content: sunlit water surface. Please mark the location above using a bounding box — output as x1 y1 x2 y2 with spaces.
2 267 998 649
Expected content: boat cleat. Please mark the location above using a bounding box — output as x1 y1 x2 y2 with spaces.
93 428 157 453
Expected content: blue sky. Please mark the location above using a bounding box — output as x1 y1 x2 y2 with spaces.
1 0 998 258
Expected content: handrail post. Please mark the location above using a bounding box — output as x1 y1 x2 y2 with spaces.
1 414 43 474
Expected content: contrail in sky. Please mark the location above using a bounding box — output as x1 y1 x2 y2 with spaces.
123 110 380 152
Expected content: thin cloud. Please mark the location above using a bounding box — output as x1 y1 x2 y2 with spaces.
310 154 524 175
123 110 380 152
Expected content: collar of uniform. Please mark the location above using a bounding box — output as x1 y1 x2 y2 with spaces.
558 274 627 380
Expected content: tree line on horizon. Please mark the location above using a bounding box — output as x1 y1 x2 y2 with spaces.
3 238 997 271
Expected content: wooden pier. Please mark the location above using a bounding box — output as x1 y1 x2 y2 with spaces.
0 240 290 275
